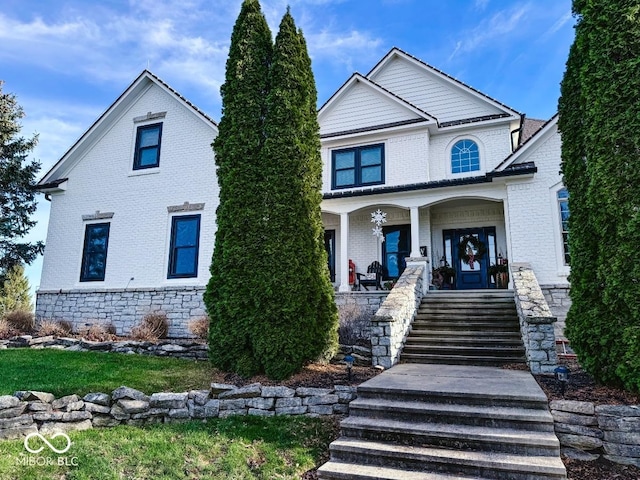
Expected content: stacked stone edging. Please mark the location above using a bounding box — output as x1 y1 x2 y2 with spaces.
551 400 640 467
0 383 357 441
510 263 559 374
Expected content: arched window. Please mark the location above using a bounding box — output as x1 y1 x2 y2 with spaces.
451 139 480 174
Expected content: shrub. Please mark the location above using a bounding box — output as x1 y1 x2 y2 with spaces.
82 323 117 342
131 312 169 342
36 319 73 337
338 302 372 346
0 318 18 339
4 309 35 333
188 316 209 339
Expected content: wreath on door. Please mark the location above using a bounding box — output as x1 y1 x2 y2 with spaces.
457 235 487 267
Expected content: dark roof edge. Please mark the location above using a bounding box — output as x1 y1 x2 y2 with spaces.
33 178 68 190
321 118 429 139
322 163 537 200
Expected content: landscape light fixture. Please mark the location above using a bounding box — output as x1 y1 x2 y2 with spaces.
554 365 570 397
344 354 355 381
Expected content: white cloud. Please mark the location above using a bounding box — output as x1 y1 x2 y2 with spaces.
475 0 490 11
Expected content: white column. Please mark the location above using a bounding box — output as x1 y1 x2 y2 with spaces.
410 206 420 257
338 212 351 292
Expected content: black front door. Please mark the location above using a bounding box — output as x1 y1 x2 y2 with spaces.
443 227 496 289
324 230 335 282
383 225 411 280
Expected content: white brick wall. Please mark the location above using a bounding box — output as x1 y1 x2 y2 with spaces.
39 83 218 291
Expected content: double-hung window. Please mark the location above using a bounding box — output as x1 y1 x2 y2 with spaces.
80 223 110 282
168 215 201 278
332 144 384 189
558 188 570 264
133 123 162 170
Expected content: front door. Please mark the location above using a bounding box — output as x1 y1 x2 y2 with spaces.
324 230 336 282
383 225 411 280
443 227 496 289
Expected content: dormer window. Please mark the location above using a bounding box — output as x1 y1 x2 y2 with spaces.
451 139 479 174
133 123 162 170
332 144 384 189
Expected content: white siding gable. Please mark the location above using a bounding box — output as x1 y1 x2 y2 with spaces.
320 79 425 136
370 56 504 123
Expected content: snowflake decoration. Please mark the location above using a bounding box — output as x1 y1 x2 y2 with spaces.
372 225 384 239
370 209 387 225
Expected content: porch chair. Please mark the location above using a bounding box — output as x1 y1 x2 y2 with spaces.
357 261 385 291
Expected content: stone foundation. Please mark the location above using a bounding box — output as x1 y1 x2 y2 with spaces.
36 287 207 338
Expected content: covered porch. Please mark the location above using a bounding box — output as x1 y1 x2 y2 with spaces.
322 194 511 293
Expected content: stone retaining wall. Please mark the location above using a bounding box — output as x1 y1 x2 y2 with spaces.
550 400 640 467
35 287 207 338
370 259 427 369
541 284 571 340
510 263 559 374
0 383 358 441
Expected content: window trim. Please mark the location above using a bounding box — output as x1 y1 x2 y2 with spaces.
331 143 385 189
133 122 163 170
557 188 570 265
450 138 480 174
80 222 110 282
167 214 201 279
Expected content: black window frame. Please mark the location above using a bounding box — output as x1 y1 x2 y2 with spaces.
167 214 201 279
133 122 163 170
331 143 384 189
80 222 110 282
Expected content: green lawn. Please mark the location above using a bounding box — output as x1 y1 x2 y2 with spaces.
0 349 217 397
0 416 337 480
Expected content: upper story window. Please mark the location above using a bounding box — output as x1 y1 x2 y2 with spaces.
133 123 162 170
168 214 201 279
451 139 480 174
80 223 110 282
332 144 384 189
558 188 570 264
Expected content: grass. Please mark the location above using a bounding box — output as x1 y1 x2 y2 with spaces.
0 415 338 480
0 349 218 397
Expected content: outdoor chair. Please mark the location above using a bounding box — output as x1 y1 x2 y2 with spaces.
357 261 384 291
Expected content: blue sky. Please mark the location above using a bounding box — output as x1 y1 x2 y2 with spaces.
0 0 575 294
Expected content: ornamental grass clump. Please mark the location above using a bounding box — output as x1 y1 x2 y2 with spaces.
131 312 169 342
0 318 17 339
338 302 372 347
188 316 209 339
4 309 35 333
36 319 73 337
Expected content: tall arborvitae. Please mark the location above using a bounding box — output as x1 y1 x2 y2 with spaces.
257 10 338 379
0 264 33 315
560 0 640 391
204 0 272 376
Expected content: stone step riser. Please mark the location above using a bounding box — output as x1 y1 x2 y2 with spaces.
402 345 525 355
347 406 555 432
417 309 517 315
400 355 526 366
328 448 566 480
355 390 549 410
407 330 521 338
405 338 523 346
340 425 560 457
411 322 520 330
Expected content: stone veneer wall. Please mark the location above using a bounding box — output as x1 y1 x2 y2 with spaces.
36 287 207 338
550 400 640 467
541 284 571 341
510 263 559 374
370 259 427 369
0 383 358 441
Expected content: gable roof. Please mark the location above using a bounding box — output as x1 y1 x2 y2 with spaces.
367 48 521 121
494 114 559 172
37 70 218 186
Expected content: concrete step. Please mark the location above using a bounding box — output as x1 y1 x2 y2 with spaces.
400 353 526 366
402 344 525 356
407 329 521 339
340 416 560 456
416 309 517 317
328 438 567 480
317 461 480 480
410 320 520 331
404 336 523 346
348 397 554 431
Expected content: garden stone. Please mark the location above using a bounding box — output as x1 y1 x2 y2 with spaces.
210 383 236 396
189 390 210 406
0 395 19 410
92 415 121 427
160 344 185 352
147 408 170 417
83 402 111 414
67 400 85 412
219 409 247 418
246 397 274 410
333 404 349 414
304 394 339 406
83 393 111 406
248 408 274 417
188 402 206 419
62 411 92 422
275 397 302 408
149 392 188 409
168 408 190 419
562 448 600 461
22 391 55 403
337 391 357 403
555 422 603 438
603 442 640 458
117 400 149 414
204 400 220 418
296 387 332 396
219 384 262 399
220 399 247 410
551 410 598 426
33 412 65 422
603 455 640 468
603 430 640 445
598 416 640 432
27 402 51 412
557 433 603 450
550 400 595 415
52 394 81 410
0 404 26 419
0 424 37 440
261 386 295 398
0 414 34 429
110 404 131 420
308 405 333 415
112 386 149 402
596 405 640 417
275 406 307 416
40 419 92 434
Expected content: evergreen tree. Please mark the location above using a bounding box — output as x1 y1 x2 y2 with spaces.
0 264 33 316
257 10 338 379
204 0 272 376
559 0 640 390
0 81 43 285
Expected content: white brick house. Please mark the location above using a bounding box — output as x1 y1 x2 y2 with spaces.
36 48 570 336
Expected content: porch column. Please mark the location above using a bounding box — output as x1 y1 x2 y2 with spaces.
410 206 420 257
338 212 351 292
